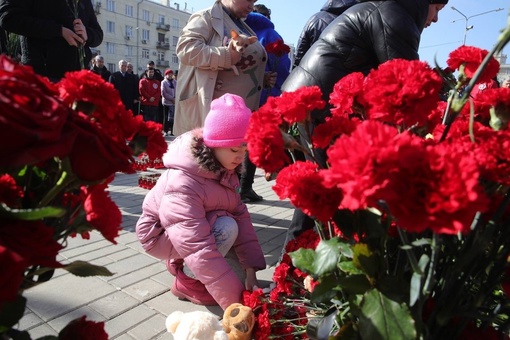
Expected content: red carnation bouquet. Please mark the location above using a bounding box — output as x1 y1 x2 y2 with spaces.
0 55 167 338
265 38 291 73
244 22 510 340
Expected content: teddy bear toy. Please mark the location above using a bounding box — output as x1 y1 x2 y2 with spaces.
166 303 255 340
166 310 228 340
222 303 255 340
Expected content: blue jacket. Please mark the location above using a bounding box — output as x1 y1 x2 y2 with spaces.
245 12 291 105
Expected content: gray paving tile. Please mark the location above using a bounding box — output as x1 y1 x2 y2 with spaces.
48 306 106 332
26 323 58 339
89 291 141 319
109 262 166 289
104 305 156 338
123 278 169 302
25 274 117 321
103 254 160 281
127 314 167 340
18 311 45 331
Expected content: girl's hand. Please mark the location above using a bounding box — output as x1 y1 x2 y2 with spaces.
244 268 259 290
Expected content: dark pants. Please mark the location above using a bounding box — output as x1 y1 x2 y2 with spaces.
163 104 175 134
240 153 257 191
141 105 159 122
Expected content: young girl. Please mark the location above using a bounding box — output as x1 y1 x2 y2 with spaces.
136 93 266 310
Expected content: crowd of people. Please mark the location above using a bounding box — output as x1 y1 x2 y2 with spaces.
3 0 510 313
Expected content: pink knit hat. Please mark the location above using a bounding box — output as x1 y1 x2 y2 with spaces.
203 93 252 148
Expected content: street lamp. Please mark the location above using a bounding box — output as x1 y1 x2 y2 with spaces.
451 6 504 45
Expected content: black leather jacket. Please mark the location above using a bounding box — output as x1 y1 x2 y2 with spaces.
0 0 103 81
294 0 358 67
283 0 429 126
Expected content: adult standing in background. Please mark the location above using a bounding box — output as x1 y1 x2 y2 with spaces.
282 0 448 236
0 0 103 82
139 67 161 122
174 0 276 202
161 69 177 136
90 55 111 82
294 0 358 67
109 59 139 114
503 77 510 89
245 10 290 107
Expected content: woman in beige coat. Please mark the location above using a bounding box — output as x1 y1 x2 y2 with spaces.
174 0 276 201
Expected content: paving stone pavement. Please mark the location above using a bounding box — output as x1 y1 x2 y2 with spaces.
20 142 294 340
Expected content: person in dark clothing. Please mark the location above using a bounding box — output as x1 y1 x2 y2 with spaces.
283 0 448 236
0 27 7 55
294 0 358 67
90 55 111 82
0 0 103 82
139 60 164 81
109 59 139 114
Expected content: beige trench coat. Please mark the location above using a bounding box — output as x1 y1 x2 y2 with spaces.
174 1 259 136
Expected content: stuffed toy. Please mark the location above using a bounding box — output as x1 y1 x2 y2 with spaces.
166 310 229 340
222 303 255 340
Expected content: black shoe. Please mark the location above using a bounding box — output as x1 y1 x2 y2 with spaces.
240 188 263 203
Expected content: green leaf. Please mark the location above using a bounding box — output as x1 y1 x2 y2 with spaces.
339 275 372 295
0 203 65 220
0 295 26 330
411 238 432 247
409 254 429 307
290 248 317 274
310 274 339 304
359 289 416 340
339 261 363 275
63 261 114 277
314 239 343 276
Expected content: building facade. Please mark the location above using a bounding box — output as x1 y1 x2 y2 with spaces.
91 0 191 74
495 52 509 83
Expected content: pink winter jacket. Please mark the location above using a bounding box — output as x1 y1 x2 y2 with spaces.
135 130 266 309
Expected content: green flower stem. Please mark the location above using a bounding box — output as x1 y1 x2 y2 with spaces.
38 159 79 208
397 227 423 276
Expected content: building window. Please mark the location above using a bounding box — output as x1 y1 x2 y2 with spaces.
106 21 115 33
125 25 133 39
158 52 165 61
108 63 116 73
106 0 115 12
172 18 179 29
125 4 133 17
106 42 115 54
172 36 178 47
158 14 165 24
142 49 150 59
172 53 178 64
125 46 133 57
142 9 150 21
142 29 150 41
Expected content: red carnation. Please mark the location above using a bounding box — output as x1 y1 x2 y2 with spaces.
247 106 290 173
265 39 291 57
82 184 122 244
59 316 108 340
312 115 359 149
0 174 23 207
273 161 343 222
0 220 63 268
362 59 442 128
446 45 500 83
0 246 26 304
279 86 325 124
329 72 365 117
